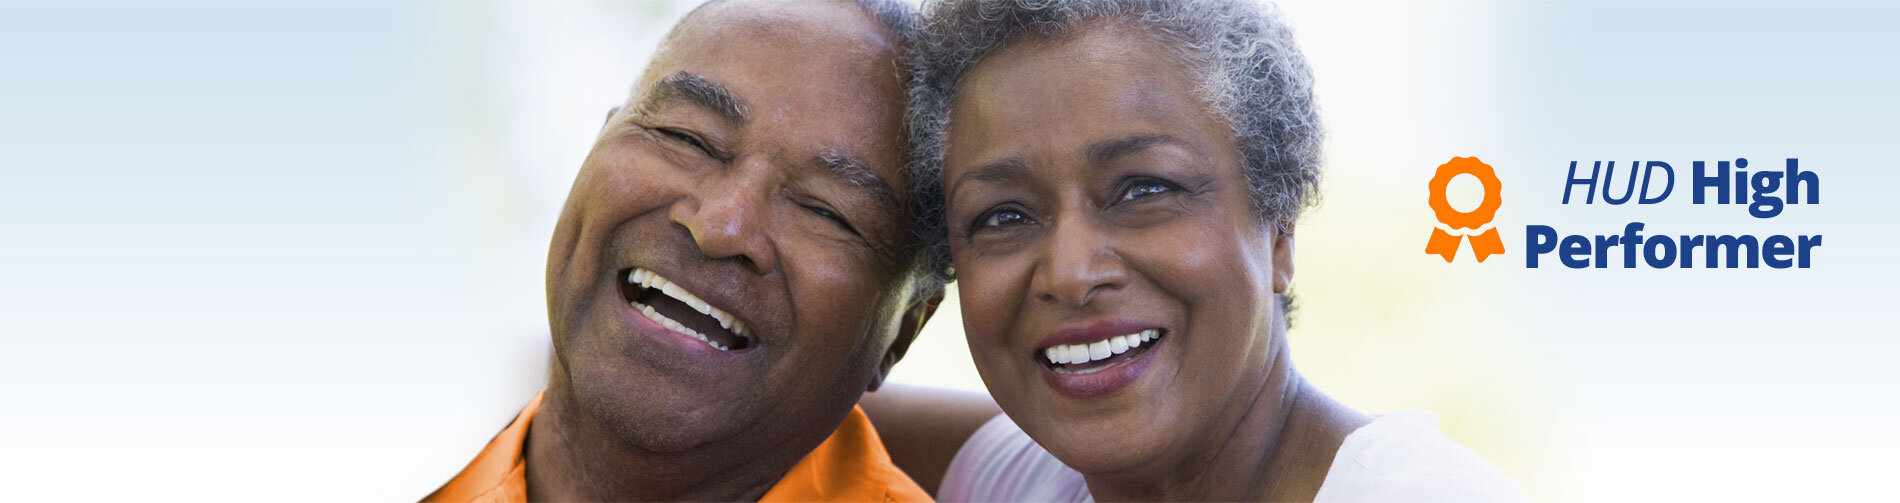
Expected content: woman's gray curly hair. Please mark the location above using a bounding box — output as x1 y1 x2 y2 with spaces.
904 0 1324 282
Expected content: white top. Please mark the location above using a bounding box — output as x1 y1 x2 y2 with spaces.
938 410 1529 502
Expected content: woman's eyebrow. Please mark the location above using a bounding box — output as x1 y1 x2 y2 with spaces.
949 157 1028 195
1086 134 1187 165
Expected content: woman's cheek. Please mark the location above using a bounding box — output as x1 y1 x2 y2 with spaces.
955 250 1034 373
955 263 1009 347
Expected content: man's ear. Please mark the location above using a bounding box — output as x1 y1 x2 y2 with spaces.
867 291 944 392
1272 221 1296 294
601 106 621 129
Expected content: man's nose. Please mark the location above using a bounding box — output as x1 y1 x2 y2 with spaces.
1031 217 1127 308
668 164 779 275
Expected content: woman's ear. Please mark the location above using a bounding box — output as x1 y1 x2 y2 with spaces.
1272 221 1296 294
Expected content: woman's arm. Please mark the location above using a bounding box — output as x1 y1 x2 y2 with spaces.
859 383 1001 494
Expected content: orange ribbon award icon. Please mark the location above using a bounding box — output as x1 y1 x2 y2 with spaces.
1426 156 1506 262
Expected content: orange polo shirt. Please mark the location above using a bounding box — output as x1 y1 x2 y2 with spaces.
423 392 931 502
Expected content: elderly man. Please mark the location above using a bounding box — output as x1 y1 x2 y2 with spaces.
424 0 943 501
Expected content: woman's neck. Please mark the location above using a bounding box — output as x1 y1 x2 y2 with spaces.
1081 338 1369 502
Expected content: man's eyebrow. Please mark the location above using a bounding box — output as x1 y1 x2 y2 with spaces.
643 71 748 125
817 149 904 215
1086 134 1189 166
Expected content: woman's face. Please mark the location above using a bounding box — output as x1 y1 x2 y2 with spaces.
941 23 1295 474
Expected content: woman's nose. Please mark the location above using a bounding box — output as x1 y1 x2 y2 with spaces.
1032 218 1127 308
668 164 779 275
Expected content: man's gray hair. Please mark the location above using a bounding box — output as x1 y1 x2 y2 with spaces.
673 0 916 40
904 0 1324 282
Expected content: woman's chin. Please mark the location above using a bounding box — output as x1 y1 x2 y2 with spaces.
1032 414 1171 474
998 337 1187 473
1006 386 1184 473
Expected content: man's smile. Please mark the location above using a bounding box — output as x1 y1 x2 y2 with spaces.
621 267 755 351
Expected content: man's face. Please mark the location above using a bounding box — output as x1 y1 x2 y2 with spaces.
544 0 922 452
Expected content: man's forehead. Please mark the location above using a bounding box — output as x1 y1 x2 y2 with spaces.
634 1 908 173
641 0 901 106
667 0 897 60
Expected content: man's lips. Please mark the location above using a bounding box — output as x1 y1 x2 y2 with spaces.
620 267 754 351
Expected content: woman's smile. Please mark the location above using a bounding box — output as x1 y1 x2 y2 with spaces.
1033 320 1169 399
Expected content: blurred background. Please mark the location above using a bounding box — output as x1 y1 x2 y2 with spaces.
3 0 1896 501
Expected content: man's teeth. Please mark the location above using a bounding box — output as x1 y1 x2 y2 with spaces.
634 302 732 350
1043 329 1160 365
626 268 751 338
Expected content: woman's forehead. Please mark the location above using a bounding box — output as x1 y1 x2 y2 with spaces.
944 28 1228 175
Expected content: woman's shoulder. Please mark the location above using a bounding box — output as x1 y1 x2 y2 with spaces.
1312 410 1530 503
936 413 1091 503
936 409 1529 503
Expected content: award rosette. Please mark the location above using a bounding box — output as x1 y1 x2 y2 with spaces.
1426 157 1506 262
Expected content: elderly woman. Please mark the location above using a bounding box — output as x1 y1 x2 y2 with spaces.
864 0 1528 501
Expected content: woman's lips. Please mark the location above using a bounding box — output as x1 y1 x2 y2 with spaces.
1034 322 1167 399
1041 329 1160 366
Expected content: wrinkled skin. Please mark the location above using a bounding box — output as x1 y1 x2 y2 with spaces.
528 1 937 500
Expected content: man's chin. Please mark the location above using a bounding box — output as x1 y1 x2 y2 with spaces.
571 373 762 453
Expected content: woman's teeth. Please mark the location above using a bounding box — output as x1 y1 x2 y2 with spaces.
1043 329 1161 366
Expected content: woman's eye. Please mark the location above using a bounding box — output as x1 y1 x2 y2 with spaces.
977 208 1032 230
1118 179 1176 202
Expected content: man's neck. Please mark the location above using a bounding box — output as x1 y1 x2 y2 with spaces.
521 370 796 502
1083 334 1369 502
